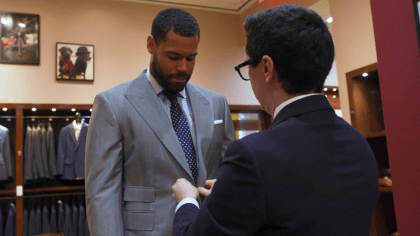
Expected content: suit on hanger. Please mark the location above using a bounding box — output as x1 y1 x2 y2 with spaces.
4 204 15 236
78 202 86 236
63 202 74 236
41 201 51 234
57 200 65 233
47 123 57 177
173 95 380 236
85 70 236 235
24 125 34 181
56 122 88 179
0 204 4 236
50 200 58 234
33 125 46 178
0 125 14 181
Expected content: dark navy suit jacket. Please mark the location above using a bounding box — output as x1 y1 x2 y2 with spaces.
173 95 380 236
56 122 88 179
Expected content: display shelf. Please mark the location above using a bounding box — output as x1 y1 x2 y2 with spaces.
24 185 85 194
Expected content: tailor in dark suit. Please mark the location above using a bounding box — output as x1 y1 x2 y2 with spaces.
172 4 379 236
173 95 380 236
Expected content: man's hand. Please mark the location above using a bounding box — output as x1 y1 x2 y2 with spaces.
172 178 199 203
198 179 216 201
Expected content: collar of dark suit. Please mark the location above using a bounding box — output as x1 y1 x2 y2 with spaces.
269 94 334 129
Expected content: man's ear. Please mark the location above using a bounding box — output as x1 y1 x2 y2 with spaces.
262 55 275 83
147 36 156 54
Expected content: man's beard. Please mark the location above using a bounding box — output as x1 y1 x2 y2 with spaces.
152 55 191 93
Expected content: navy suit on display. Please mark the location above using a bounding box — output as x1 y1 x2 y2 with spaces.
56 122 88 179
173 95 380 236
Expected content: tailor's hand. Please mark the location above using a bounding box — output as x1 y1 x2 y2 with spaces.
198 179 216 201
172 178 199 203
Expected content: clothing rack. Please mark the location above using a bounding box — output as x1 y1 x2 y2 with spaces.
23 191 85 199
0 116 16 119
0 196 17 200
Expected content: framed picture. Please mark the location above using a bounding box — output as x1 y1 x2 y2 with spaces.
56 42 94 81
414 0 420 55
0 11 40 65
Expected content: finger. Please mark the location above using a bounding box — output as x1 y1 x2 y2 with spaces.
198 187 211 197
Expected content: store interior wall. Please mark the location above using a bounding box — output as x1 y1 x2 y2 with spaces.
371 0 420 234
0 0 256 105
0 0 378 124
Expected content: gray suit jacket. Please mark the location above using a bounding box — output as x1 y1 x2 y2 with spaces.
0 125 14 181
85 70 236 236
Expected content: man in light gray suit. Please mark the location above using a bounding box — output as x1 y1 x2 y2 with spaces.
85 8 236 236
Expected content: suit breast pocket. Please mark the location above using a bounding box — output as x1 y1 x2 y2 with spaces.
123 186 155 231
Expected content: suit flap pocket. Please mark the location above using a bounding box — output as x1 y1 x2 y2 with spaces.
124 186 155 202
123 210 154 231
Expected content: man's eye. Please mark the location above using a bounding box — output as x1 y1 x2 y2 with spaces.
186 57 195 61
168 56 178 60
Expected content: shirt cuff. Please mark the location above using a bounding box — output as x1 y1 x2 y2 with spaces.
175 198 199 213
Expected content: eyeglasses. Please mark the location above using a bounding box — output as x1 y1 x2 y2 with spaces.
234 59 251 81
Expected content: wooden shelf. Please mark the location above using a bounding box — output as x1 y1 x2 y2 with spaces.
24 185 85 194
0 189 16 196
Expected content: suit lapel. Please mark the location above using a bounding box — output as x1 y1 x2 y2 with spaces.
125 71 193 178
270 94 334 129
186 83 213 183
67 124 78 146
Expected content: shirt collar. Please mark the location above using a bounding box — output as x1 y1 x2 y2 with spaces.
146 67 186 98
273 93 322 118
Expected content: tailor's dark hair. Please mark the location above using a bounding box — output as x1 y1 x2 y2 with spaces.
244 4 335 94
151 8 200 44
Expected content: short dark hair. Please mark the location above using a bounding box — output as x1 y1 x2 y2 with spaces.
151 8 200 44
244 4 335 94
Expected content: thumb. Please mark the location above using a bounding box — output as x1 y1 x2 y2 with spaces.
198 187 211 197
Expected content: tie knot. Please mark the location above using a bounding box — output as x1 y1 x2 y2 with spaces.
162 90 178 102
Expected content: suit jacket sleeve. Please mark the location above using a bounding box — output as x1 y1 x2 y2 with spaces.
56 129 66 176
173 139 265 236
24 126 33 181
47 124 57 176
221 97 236 158
1 128 14 179
85 93 124 236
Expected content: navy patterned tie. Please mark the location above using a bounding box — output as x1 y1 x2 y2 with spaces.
162 90 198 185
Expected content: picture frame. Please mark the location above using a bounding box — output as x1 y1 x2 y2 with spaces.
0 11 40 65
414 0 420 55
56 42 94 81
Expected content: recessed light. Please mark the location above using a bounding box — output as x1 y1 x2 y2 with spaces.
333 88 337 92
326 17 333 23
362 73 368 77
2 108 7 111
52 108 56 112
71 108 76 112
32 108 36 112
323 88 328 91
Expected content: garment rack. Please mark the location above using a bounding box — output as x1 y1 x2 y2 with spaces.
0 116 16 119
23 191 85 199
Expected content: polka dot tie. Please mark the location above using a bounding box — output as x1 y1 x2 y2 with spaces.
162 90 198 186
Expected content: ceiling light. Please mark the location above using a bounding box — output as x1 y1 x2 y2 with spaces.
323 88 328 91
333 88 337 92
326 17 333 23
71 108 76 112
2 108 7 111
32 108 36 112
362 73 368 77
90 108 93 112
18 23 25 28
52 108 56 112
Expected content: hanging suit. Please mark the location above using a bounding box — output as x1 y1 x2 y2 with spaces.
57 122 88 179
0 125 14 181
4 204 15 236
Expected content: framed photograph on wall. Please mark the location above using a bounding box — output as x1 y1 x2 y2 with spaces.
414 0 420 55
0 11 40 65
56 42 94 81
